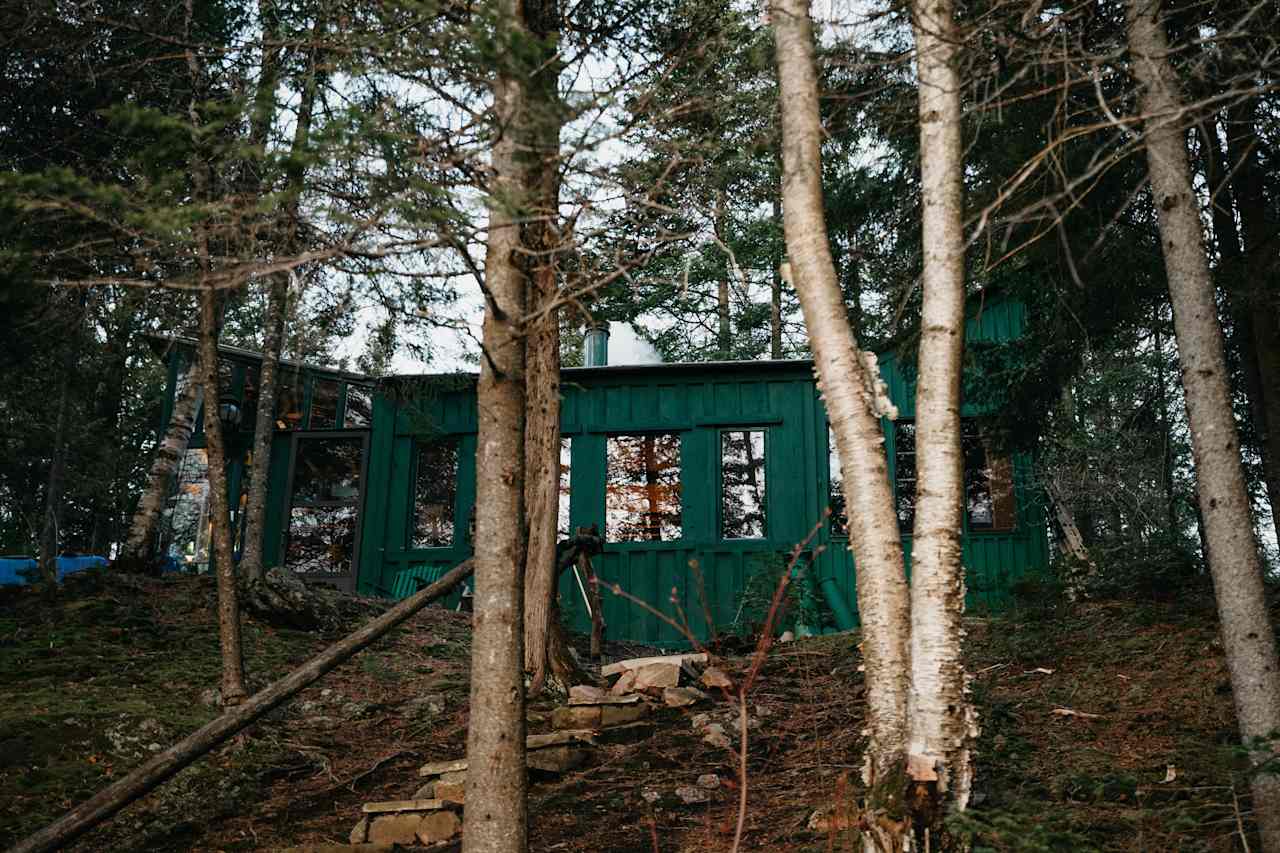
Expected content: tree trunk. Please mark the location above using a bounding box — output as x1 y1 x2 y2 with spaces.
771 0 911 828
771 192 784 359
199 287 249 706
463 1 530 847
9 559 474 853
118 363 203 565
38 297 81 590
905 0 977 833
1225 99 1280 550
1125 1 1280 845
238 276 287 583
521 0 570 696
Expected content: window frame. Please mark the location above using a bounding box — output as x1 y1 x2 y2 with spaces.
408 436 461 550
891 418 1017 535
603 431 685 544
718 427 768 541
282 431 369 592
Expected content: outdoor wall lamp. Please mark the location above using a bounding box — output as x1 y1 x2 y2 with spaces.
217 395 243 432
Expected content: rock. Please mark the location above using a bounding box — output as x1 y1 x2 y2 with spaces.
610 669 638 695
779 630 795 643
412 782 435 800
593 721 656 745
700 667 733 691
662 687 707 708
676 785 710 804
363 799 449 814
349 815 369 843
199 687 221 707
601 703 650 727
690 712 712 731
527 746 589 772
702 723 731 749
367 813 425 845
438 769 467 785
416 810 462 844
240 566 341 630
527 730 597 749
641 787 661 804
633 662 681 690
279 840 394 845
602 653 708 677
569 684 640 706
552 706 601 730
404 693 448 717
434 781 465 804
697 774 720 789
418 758 469 778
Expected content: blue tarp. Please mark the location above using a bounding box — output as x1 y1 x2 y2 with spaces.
0 555 109 586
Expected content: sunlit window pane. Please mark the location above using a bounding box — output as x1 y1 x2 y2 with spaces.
722 430 766 539
828 426 848 537
286 505 357 575
895 422 917 530
413 440 458 548
605 433 682 542
558 437 572 539
344 384 373 427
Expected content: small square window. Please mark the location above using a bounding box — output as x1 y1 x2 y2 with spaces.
722 430 766 539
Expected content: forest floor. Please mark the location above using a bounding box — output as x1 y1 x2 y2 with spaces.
0 571 1272 852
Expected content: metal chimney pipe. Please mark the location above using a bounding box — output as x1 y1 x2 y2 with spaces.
584 321 610 367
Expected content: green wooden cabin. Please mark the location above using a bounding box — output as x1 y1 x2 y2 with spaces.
148 296 1048 646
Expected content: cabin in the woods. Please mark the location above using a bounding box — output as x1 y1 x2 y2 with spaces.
148 295 1049 646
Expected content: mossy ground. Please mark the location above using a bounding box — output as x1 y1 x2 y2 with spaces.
0 573 1272 851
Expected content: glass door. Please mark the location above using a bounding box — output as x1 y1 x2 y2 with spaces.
283 432 368 592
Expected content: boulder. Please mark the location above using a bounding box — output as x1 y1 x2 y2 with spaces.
527 745 589 772
700 667 733 691
416 810 462 845
367 813 424 846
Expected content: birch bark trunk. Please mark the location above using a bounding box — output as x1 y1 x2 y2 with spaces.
119 364 203 564
1125 1 1280 845
462 0 529 846
770 0 911 816
905 0 977 828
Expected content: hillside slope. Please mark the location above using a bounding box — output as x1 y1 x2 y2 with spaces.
0 573 1271 851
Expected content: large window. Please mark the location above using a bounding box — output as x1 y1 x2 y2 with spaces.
605 433 682 542
721 430 766 539
893 420 1016 531
412 439 459 548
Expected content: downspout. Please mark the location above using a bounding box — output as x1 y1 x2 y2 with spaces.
817 574 857 631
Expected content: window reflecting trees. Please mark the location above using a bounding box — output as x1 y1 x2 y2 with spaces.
605 433 681 541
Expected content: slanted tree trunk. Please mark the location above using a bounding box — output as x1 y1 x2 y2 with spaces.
9 559 474 853
119 363 203 565
771 0 911 835
463 0 530 846
199 287 249 706
1125 1 1280 845
905 0 977 833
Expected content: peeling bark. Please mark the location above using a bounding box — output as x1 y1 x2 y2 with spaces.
119 364 203 565
770 0 911 805
906 0 977 827
1125 1 1280 845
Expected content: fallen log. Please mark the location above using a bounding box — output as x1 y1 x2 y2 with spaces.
7 559 475 853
